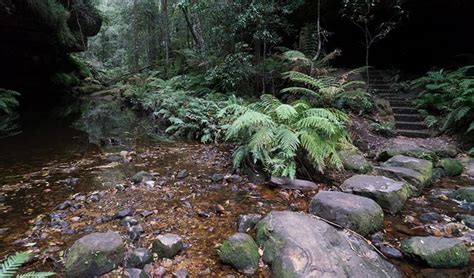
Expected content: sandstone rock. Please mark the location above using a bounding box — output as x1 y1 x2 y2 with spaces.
400 236 469 268
341 175 411 214
340 151 372 173
152 234 183 258
256 211 403 277
309 191 383 236
218 233 259 275
65 232 124 277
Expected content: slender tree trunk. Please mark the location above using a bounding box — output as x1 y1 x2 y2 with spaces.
160 0 170 65
148 5 158 67
313 0 322 63
132 0 140 72
180 6 201 50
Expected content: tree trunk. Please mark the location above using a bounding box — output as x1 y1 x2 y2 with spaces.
132 0 140 72
160 0 170 64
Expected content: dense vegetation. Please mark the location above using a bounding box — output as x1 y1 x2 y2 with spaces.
413 66 474 144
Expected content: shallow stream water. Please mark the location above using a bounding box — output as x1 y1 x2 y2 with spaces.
0 112 472 277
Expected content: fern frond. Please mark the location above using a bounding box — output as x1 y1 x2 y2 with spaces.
17 272 56 277
0 252 31 278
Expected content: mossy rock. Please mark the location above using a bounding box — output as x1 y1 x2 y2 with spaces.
65 232 125 277
451 187 474 202
309 191 384 236
219 233 259 275
339 151 373 174
131 171 154 183
439 159 464 177
401 236 469 268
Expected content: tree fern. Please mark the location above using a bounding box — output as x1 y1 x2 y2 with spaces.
224 94 351 178
0 252 54 278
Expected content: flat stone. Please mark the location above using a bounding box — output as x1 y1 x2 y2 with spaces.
152 234 183 258
270 176 319 191
341 175 411 214
211 173 225 182
236 214 262 232
124 248 153 269
419 212 442 224
381 155 433 194
115 208 134 219
176 170 188 179
309 191 384 236
173 268 189 278
131 171 155 183
65 232 125 277
400 236 469 268
374 166 427 196
219 233 259 275
379 243 403 259
340 151 372 173
256 211 404 277
121 216 139 226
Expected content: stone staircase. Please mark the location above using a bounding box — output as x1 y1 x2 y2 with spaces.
367 69 431 138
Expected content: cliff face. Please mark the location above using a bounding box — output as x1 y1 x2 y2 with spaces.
0 0 102 90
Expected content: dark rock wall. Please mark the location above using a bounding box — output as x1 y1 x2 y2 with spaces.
0 0 102 91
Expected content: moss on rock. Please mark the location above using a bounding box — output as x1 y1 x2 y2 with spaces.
451 187 474 202
439 159 464 177
219 233 260 275
400 236 469 268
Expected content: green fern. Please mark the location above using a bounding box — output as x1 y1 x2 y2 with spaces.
413 66 474 136
0 252 54 278
225 94 351 178
281 70 373 113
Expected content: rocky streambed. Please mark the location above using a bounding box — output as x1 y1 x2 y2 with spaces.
0 124 473 277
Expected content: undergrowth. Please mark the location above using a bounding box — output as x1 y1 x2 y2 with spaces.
0 252 54 277
413 66 474 140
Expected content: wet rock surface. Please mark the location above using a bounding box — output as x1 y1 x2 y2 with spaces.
341 175 411 214
400 236 469 268
256 211 404 277
309 191 384 236
64 232 125 277
218 233 259 275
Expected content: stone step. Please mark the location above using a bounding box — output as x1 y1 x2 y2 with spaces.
395 121 427 130
397 129 431 138
394 114 424 122
392 107 418 114
389 99 414 106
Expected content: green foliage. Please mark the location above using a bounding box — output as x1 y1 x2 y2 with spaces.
0 252 54 278
369 121 396 137
205 52 255 93
224 94 351 178
25 0 77 46
0 89 21 138
413 66 474 136
122 75 234 143
50 72 80 87
281 70 373 114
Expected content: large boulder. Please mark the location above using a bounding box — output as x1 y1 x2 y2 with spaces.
376 155 433 195
377 138 458 162
65 232 125 277
309 191 384 236
256 211 404 278
341 175 411 214
400 236 469 268
339 151 373 173
218 233 260 275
